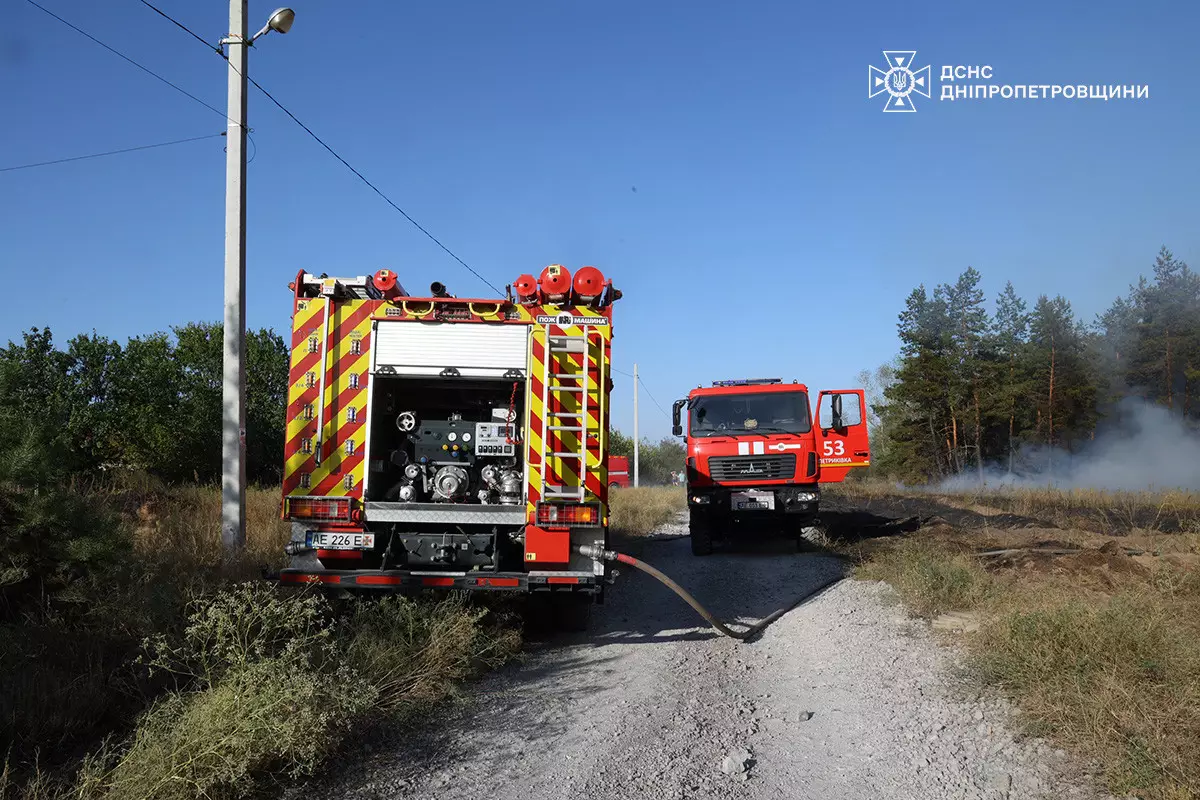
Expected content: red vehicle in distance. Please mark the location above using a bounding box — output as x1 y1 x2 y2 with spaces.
609 455 631 488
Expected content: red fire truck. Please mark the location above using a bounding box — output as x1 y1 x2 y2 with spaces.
671 378 870 555
276 265 621 628
608 455 631 488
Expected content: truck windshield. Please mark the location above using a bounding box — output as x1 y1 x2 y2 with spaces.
689 391 811 436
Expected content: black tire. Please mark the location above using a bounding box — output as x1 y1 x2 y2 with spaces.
689 508 714 556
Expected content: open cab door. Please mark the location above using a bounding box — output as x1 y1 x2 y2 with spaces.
814 389 871 483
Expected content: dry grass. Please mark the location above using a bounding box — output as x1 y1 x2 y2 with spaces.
609 486 686 537
1 484 520 800
858 538 996 617
74 587 519 800
129 484 291 573
856 504 1200 800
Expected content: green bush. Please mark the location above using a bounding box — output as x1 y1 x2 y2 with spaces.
72 584 519 800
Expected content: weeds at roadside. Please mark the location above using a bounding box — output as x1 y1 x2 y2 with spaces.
858 538 995 618
609 486 685 538
856 523 1200 800
0 476 520 800
29 584 521 800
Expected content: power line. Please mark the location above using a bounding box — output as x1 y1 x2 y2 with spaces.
136 0 216 52
243 74 503 296
638 375 673 420
614 367 671 419
136 1 503 297
23 0 229 122
1 132 224 173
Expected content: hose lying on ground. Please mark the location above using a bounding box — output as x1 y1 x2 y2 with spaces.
577 544 844 642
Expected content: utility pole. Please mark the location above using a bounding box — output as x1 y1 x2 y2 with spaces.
218 4 295 556
633 362 640 487
221 0 249 554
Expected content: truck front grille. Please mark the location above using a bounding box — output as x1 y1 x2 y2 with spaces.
707 454 796 482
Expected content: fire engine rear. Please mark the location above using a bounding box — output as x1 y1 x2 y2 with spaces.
277 265 620 626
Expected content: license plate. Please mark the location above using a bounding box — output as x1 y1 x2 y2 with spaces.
307 531 375 550
732 491 775 511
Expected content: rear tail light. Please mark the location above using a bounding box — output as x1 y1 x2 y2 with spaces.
286 497 353 522
536 502 601 527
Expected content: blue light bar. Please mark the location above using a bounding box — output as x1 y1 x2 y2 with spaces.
711 378 782 387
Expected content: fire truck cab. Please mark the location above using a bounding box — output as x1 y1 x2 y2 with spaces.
671 378 870 555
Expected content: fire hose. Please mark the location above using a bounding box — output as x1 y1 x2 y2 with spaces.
577 544 844 642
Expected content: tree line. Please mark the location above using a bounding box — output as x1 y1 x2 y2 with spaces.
0 322 692 488
0 323 289 485
863 246 1200 482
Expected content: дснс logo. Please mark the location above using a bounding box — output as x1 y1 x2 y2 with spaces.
868 51 931 112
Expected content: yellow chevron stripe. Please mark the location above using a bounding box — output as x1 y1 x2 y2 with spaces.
526 328 546 517
289 299 327 371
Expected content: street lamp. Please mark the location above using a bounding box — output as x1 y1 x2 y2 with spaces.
219 3 295 556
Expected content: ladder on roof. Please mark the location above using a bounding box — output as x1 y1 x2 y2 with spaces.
539 322 592 502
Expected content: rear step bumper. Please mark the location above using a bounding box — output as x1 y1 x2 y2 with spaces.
269 569 600 593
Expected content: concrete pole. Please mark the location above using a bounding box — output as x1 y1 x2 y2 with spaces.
221 0 249 553
633 362 640 488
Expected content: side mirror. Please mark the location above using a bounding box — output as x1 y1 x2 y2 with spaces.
671 398 686 438
672 424 683 437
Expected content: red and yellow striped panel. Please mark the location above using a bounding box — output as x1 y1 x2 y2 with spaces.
525 318 613 522
282 297 376 500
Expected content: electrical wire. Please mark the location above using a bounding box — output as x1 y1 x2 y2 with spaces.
242 74 504 296
132 0 504 297
1 133 225 173
136 0 217 52
23 0 230 122
613 367 672 418
638 375 672 419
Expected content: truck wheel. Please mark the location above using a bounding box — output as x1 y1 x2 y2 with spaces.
689 508 714 556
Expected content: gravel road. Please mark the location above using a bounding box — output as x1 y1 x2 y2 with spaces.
306 517 1115 800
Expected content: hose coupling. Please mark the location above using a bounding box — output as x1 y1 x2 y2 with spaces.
577 543 618 563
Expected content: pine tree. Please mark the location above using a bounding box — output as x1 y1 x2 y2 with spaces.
992 282 1032 474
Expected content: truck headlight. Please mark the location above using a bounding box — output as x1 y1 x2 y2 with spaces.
795 492 818 502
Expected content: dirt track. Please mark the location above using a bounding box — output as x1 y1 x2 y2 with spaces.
302 516 1115 800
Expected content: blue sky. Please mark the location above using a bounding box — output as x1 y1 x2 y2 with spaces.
2 0 1196 442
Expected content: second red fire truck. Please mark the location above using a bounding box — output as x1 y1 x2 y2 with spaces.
672 378 871 555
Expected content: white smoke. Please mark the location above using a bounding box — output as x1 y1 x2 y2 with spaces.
931 398 1200 493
